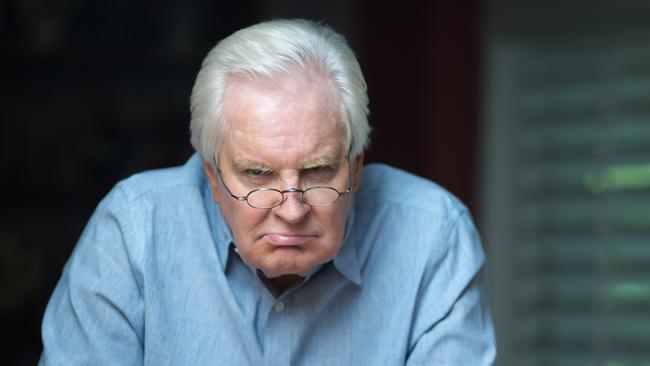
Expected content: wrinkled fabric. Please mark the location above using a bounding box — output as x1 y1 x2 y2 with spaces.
40 154 496 365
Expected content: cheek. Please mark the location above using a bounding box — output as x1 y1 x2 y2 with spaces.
233 208 269 237
219 200 268 237
319 201 351 244
336 198 353 226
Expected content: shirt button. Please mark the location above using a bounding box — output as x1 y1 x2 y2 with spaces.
274 301 285 312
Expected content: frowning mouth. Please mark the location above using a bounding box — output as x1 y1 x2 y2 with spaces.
263 233 316 246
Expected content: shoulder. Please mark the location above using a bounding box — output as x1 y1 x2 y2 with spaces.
91 154 209 225
112 154 207 204
349 164 485 296
358 163 467 218
79 154 211 271
352 164 480 266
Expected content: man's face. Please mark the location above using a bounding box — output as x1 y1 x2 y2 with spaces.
204 71 363 279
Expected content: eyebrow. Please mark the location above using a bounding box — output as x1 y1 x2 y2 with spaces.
302 154 341 169
232 158 272 172
230 153 342 172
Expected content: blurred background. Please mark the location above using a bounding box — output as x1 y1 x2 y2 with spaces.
2 0 649 365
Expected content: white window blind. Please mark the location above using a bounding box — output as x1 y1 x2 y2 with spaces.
481 4 650 365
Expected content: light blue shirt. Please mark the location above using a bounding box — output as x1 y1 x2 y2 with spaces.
39 154 495 365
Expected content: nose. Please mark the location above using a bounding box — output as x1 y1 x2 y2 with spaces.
273 190 310 224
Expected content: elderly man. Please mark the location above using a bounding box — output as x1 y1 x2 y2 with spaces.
40 19 495 365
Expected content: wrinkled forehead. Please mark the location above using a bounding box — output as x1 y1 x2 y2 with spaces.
224 70 345 130
218 69 348 166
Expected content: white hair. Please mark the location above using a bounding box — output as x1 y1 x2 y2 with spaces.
189 19 370 166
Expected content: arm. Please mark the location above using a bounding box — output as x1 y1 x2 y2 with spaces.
406 211 496 365
39 185 145 365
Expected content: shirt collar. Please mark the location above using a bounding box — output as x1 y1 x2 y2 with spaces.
202 178 234 272
203 175 362 286
332 196 362 285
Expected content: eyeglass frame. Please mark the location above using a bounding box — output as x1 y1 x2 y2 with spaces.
213 155 352 209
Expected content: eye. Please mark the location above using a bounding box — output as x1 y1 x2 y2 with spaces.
302 165 336 181
244 168 271 177
307 165 328 172
305 165 331 173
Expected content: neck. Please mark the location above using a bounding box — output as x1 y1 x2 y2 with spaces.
266 274 305 295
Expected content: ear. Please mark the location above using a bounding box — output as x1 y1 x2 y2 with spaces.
351 153 364 192
203 160 222 204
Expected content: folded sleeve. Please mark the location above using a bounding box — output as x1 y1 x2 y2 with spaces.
406 210 496 365
39 184 145 365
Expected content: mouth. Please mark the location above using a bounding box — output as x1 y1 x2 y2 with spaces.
263 233 316 246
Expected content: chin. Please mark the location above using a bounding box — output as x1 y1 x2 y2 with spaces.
264 261 310 278
260 266 307 279
262 253 320 278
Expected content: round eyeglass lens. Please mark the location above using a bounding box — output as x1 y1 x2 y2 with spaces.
247 189 284 208
303 187 341 207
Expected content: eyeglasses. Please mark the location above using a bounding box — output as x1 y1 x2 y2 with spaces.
214 158 352 209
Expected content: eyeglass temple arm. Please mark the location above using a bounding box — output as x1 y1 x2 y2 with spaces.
214 158 248 201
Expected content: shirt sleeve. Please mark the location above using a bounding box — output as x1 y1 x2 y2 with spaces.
39 184 145 366
405 210 496 365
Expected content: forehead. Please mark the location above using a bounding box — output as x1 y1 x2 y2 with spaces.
220 71 347 165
